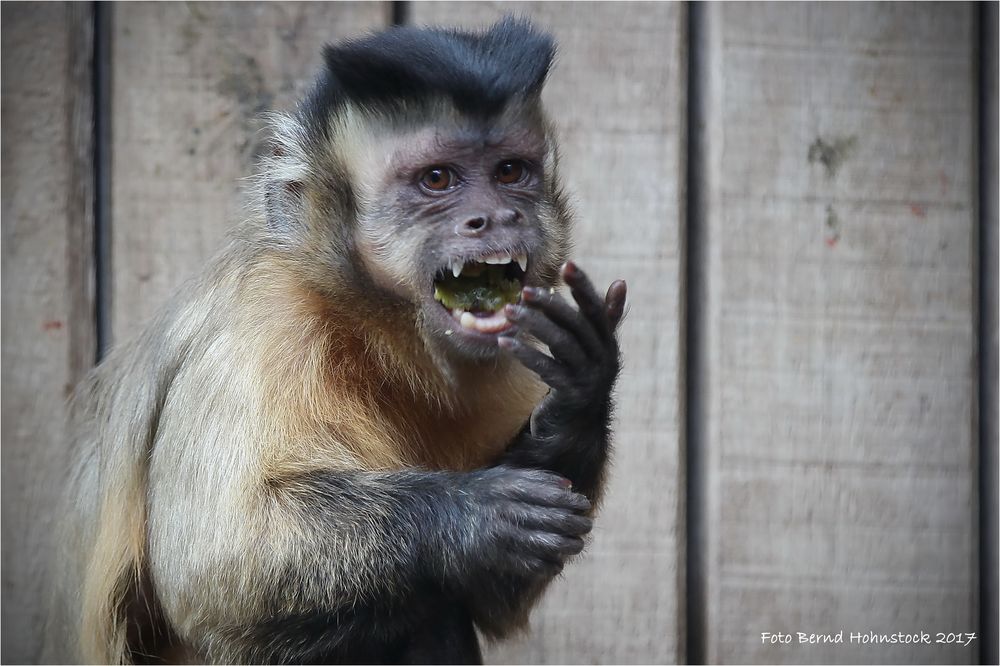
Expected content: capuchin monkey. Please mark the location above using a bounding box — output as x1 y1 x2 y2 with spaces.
50 17 627 665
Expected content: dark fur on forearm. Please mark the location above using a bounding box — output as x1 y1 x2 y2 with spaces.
497 269 626 504
212 466 589 663
501 394 614 502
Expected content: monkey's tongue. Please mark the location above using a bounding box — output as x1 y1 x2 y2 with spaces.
451 308 511 334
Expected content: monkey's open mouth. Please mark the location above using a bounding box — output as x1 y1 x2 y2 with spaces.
433 251 527 334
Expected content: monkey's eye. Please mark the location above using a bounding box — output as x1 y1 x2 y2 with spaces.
496 160 527 185
420 167 456 192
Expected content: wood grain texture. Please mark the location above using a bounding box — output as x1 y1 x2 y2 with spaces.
699 3 978 663
0 3 95 663
108 2 390 343
411 4 687 663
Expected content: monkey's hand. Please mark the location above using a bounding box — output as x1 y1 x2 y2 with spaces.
498 262 627 501
450 466 592 632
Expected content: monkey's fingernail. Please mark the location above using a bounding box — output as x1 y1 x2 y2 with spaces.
504 304 523 318
562 261 577 278
522 286 539 300
559 478 572 488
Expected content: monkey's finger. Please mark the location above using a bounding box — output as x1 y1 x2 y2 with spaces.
605 280 627 330
497 337 571 390
517 493 592 518
561 262 614 343
504 304 589 368
520 287 605 360
496 540 565 578
505 476 593 513
518 555 565 579
520 532 586 561
498 468 573 499
517 509 593 537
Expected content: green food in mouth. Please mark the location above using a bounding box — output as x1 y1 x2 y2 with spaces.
433 264 522 311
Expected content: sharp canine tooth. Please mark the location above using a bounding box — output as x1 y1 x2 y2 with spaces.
460 312 476 329
452 261 462 278
516 253 527 272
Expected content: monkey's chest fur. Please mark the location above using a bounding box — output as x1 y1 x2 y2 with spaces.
317 347 544 472
251 276 546 474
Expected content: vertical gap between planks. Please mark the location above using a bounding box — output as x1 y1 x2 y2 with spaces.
391 1 410 27
684 2 709 664
93 1 112 361
978 2 999 664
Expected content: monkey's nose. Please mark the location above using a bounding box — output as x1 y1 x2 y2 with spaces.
455 210 521 236
456 216 488 237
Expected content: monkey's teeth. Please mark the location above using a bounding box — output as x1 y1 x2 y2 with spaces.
452 308 511 334
452 261 462 278
470 310 510 333
484 253 512 265
516 253 528 272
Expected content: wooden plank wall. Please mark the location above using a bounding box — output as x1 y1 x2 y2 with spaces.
697 3 979 663
1 2 992 664
0 4 95 664
411 3 688 663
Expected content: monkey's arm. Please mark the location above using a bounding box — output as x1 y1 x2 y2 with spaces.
498 262 627 503
161 465 590 662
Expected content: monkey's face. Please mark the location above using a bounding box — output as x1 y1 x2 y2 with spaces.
350 115 566 359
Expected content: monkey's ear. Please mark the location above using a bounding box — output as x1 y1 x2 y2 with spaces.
264 182 305 232
264 174 306 232
259 113 312 232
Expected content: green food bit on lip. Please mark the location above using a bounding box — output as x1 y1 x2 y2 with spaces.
434 264 522 311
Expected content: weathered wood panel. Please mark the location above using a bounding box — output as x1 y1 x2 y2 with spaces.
0 3 95 663
699 3 978 663
411 4 687 663
109 2 390 342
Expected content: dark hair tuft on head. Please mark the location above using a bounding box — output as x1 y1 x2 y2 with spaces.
300 17 555 136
